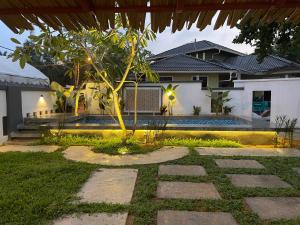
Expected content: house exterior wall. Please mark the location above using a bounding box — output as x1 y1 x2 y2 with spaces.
162 82 211 115
156 72 219 87
21 91 56 117
0 90 7 144
233 78 300 127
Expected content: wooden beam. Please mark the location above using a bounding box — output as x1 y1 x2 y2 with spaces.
0 1 299 15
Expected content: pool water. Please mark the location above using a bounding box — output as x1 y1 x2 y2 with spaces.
75 116 246 126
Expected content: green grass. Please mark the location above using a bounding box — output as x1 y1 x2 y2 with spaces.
38 135 242 155
0 149 300 225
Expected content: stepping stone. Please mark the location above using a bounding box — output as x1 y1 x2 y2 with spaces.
158 165 207 176
53 213 128 225
77 169 138 204
157 181 221 200
245 197 300 220
293 167 300 175
215 159 265 169
157 210 238 225
227 174 291 188
0 145 58 153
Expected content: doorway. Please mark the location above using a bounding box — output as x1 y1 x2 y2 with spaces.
252 91 271 118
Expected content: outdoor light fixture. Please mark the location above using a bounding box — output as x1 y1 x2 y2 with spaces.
167 91 172 96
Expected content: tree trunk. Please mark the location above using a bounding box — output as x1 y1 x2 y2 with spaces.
112 91 127 136
74 92 80 116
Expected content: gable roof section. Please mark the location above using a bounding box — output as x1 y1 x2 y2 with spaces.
149 40 245 60
150 54 235 72
224 55 300 74
0 56 49 87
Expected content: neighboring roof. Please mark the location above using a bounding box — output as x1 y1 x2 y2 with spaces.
149 40 245 60
224 55 300 74
150 54 234 72
0 56 49 86
0 1 299 33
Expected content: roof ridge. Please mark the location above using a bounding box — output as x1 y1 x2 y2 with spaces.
269 54 299 65
183 54 234 70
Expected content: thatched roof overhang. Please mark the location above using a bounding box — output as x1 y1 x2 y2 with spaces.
0 0 299 33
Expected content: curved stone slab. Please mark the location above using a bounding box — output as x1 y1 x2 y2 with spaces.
63 146 189 165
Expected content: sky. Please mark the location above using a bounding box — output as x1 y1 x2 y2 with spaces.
0 17 254 55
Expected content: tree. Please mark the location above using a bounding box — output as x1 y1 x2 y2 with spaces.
234 21 300 63
10 17 157 137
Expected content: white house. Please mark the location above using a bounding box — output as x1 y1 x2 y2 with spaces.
120 40 300 127
0 56 56 144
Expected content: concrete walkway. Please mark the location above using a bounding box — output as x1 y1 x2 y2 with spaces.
63 146 189 165
0 145 59 153
196 147 300 157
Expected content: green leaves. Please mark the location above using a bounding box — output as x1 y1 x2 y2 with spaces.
10 38 21 45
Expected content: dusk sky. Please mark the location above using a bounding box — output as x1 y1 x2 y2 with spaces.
0 16 254 55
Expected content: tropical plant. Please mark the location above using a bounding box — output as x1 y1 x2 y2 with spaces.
50 82 74 113
193 106 201 116
223 106 233 115
9 16 158 138
160 105 168 115
162 84 179 116
207 87 231 115
274 115 298 147
284 118 298 147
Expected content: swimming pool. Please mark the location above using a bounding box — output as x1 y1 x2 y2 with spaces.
72 115 249 128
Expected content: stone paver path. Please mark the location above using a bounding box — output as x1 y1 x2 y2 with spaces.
77 169 137 204
245 197 300 220
157 181 221 200
196 147 300 157
64 146 189 165
227 174 292 188
293 167 300 175
157 210 238 225
0 145 59 153
53 213 128 225
215 159 265 169
158 165 207 176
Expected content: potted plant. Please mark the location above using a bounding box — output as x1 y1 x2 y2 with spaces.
160 105 168 115
223 106 233 115
193 106 201 116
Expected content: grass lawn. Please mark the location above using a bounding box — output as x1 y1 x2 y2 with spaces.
38 135 242 155
1 149 300 225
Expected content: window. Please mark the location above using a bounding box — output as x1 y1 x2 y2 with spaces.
192 75 207 87
159 76 173 82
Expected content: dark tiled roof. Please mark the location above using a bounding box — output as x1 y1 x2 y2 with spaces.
224 55 300 74
149 40 245 60
150 54 234 72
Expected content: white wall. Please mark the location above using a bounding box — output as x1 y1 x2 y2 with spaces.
161 82 212 115
0 90 7 144
21 91 56 117
233 78 300 127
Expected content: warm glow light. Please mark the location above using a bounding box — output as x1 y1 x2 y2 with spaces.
49 129 277 145
167 91 172 96
87 57 92 62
